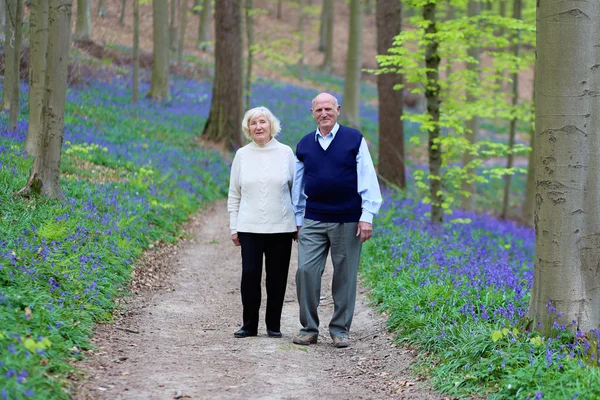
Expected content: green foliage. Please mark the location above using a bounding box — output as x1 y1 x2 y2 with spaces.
373 0 536 215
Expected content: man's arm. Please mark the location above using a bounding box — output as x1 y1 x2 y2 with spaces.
356 138 383 242
291 156 306 228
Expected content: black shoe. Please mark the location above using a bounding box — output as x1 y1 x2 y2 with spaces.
234 329 257 338
267 329 283 338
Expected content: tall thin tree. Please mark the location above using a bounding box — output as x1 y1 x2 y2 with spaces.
341 0 363 128
26 0 49 155
244 0 254 109
19 0 73 199
423 0 442 225
321 0 333 73
197 0 211 50
376 0 405 188
177 0 188 67
98 0 107 17
120 0 126 25
148 0 170 99
132 0 140 102
460 0 481 211
500 0 522 219
202 0 243 149
297 0 305 80
74 0 91 41
4 0 23 131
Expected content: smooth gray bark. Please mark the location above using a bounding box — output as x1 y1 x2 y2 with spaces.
177 0 187 66
98 0 107 17
244 0 253 109
132 0 139 102
341 0 363 128
297 0 305 80
120 0 126 25
321 0 333 73
460 0 481 211
529 0 600 334
501 0 522 219
26 0 49 155
148 0 170 100
197 0 211 50
20 0 73 200
74 0 91 41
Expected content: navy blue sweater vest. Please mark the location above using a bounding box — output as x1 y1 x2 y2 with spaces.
296 125 363 223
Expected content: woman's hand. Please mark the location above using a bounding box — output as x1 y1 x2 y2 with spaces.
231 233 240 246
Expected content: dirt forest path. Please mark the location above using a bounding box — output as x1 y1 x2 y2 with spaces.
73 200 444 400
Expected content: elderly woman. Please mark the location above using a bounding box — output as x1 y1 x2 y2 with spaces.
228 106 297 338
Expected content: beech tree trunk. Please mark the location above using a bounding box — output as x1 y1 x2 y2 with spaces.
170 0 178 55
321 0 333 73
202 0 242 149
5 0 23 131
376 0 405 188
244 0 253 109
120 0 126 25
98 0 107 17
500 0 522 219
423 1 443 225
19 0 73 200
148 0 170 100
74 0 91 41
177 0 187 66
132 0 139 102
297 0 305 80
529 0 600 334
341 0 363 128
197 0 211 50
461 0 481 211
26 0 49 155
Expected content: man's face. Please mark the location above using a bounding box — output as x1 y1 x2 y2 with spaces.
311 95 340 134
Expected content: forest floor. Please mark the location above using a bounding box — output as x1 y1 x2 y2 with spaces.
71 200 446 400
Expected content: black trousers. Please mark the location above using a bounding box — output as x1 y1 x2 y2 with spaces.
238 232 293 333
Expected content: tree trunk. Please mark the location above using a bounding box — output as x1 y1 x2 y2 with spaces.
74 0 91 41
98 0 107 17
177 0 187 66
297 0 304 81
341 0 363 128
148 0 170 100
132 0 139 102
460 0 481 211
202 0 242 149
1 0 16 112
197 0 211 50
529 0 600 334
277 0 281 19
376 0 405 188
6 0 23 131
170 0 178 55
244 0 253 110
500 0 522 219
318 0 325 52
522 104 535 226
26 0 49 155
423 1 442 225
321 0 333 73
19 0 73 200
119 0 126 25
0 0 6 44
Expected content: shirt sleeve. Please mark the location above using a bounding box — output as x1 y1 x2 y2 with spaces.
356 138 383 224
227 152 242 234
291 156 306 227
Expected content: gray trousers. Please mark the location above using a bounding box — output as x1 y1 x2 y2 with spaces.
296 218 362 338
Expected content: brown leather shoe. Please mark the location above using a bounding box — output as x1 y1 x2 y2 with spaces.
293 333 318 345
332 336 350 348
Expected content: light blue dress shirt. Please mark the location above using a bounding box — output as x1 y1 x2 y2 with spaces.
291 123 383 226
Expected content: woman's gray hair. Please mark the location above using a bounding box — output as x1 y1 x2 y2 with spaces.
241 106 282 140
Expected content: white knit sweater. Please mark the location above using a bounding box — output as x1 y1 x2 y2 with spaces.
228 138 297 234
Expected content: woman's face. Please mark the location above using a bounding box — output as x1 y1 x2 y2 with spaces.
249 115 272 146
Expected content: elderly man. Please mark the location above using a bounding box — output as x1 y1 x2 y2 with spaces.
291 92 382 348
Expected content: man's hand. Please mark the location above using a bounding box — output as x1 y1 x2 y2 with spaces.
356 221 373 243
231 233 240 246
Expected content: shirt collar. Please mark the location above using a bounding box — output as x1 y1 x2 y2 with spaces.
314 123 340 141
